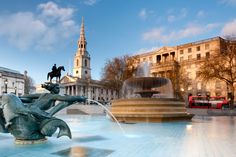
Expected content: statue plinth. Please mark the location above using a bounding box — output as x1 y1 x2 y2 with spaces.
15 138 47 145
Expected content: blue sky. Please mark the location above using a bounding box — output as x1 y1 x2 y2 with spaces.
0 0 236 84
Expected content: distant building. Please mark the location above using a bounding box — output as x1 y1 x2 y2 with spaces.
60 17 118 103
0 67 24 96
132 37 236 99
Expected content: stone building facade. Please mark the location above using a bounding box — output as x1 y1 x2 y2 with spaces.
0 67 24 96
133 37 236 99
60 18 118 103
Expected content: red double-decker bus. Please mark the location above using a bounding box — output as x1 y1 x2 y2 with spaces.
188 96 229 109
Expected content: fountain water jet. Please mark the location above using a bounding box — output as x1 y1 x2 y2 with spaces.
87 99 126 135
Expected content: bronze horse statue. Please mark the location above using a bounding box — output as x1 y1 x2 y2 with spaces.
47 66 65 82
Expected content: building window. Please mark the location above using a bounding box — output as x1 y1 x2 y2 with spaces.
137 59 140 63
197 82 201 90
188 48 192 53
206 52 210 58
188 55 192 60
197 54 201 60
76 59 79 66
85 71 87 74
156 55 161 63
187 85 192 91
180 50 184 54
76 70 78 74
180 57 184 61
205 44 209 50
196 46 200 51
85 59 87 67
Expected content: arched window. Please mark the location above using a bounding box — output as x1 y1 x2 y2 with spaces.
85 59 87 67
76 59 79 66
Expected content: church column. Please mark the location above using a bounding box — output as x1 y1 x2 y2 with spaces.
67 86 70 95
71 85 74 96
65 86 67 95
66 86 69 95
78 85 80 95
87 86 91 99
81 86 83 96
75 85 78 95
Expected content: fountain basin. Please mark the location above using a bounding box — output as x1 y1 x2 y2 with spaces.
111 98 193 123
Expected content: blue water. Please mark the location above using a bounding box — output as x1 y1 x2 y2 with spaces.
1 115 236 157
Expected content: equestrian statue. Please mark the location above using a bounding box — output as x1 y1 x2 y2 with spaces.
47 64 65 82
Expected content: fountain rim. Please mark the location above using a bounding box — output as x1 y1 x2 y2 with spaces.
112 98 184 102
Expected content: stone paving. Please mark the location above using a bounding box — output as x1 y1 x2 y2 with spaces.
1 115 236 157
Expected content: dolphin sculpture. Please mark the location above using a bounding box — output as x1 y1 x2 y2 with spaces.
0 82 86 141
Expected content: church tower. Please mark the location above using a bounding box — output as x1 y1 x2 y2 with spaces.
73 17 91 79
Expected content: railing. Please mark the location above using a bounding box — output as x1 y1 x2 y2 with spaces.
151 60 178 67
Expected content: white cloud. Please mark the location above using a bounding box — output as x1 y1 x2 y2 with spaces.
0 12 47 50
221 19 236 38
139 8 147 20
220 0 236 5
143 23 219 43
38 1 74 21
84 0 98 5
197 10 205 18
138 8 155 20
167 8 187 22
167 15 176 22
0 2 79 51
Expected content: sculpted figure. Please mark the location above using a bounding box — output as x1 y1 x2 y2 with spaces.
0 82 86 141
47 65 65 82
52 64 57 73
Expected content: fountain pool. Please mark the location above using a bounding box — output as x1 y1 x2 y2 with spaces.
1 115 236 157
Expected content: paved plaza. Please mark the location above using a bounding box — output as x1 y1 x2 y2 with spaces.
1 114 236 157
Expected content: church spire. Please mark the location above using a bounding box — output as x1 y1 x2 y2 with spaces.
80 17 86 42
78 16 87 54
73 16 91 79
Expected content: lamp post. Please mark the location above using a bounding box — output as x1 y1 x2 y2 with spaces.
14 86 17 95
4 79 8 94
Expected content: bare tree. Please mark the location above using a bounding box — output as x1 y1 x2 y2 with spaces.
101 55 138 98
177 66 193 100
24 71 35 94
197 43 236 109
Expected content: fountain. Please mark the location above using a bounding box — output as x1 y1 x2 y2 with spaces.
110 62 193 123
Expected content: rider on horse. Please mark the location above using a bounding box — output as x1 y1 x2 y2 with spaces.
47 64 65 82
52 64 57 74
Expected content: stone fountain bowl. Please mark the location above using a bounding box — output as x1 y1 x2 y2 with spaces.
124 77 169 90
111 98 193 123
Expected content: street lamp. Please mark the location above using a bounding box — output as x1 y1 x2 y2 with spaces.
4 79 8 93
14 86 17 95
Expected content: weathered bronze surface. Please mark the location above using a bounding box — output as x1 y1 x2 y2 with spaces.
0 82 86 142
